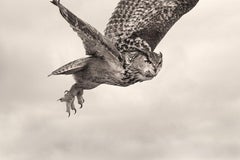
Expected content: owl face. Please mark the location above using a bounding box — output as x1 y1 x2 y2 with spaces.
130 52 162 80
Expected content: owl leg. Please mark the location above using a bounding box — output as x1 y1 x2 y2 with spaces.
59 84 83 116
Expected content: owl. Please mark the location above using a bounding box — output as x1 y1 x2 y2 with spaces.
49 0 199 116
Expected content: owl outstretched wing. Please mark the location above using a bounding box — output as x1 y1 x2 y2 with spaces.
51 0 122 62
105 0 199 52
50 0 125 76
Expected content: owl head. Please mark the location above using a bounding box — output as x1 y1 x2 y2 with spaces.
129 50 162 81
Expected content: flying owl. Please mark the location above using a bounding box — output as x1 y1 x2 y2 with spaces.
49 0 199 116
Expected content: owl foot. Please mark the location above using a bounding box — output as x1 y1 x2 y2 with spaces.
58 84 84 116
59 90 76 117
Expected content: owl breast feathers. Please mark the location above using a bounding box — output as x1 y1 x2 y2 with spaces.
50 0 199 116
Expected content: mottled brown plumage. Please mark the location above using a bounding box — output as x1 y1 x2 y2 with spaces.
50 0 199 116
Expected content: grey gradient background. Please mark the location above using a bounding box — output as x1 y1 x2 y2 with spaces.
0 0 240 159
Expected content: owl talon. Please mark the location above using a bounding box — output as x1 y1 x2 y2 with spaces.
58 84 84 116
77 94 84 109
80 105 83 109
59 90 77 116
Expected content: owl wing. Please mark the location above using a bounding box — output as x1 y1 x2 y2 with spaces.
104 0 199 52
51 0 123 62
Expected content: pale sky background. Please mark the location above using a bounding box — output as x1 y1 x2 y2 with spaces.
0 0 240 160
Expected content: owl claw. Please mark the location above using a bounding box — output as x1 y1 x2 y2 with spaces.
59 90 77 117
76 90 84 109
77 96 84 109
58 84 84 116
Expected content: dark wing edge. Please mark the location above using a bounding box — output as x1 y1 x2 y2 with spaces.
51 0 123 62
104 0 199 52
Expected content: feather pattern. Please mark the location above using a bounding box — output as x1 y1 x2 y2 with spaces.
105 0 199 52
49 58 90 76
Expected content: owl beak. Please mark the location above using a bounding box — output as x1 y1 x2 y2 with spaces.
145 71 155 78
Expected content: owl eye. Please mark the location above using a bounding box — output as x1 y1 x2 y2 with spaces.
144 59 151 64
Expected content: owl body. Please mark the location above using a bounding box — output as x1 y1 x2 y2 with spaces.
59 52 159 90
72 57 125 89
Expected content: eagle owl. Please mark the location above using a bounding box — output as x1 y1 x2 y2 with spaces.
50 0 199 116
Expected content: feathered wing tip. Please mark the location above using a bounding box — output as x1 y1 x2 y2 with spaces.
50 0 60 6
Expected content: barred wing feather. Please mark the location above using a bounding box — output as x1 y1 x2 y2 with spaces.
105 0 199 52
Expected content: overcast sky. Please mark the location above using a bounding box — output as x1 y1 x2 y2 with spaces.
0 0 240 160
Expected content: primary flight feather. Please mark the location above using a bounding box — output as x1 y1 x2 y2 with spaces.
50 0 199 116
